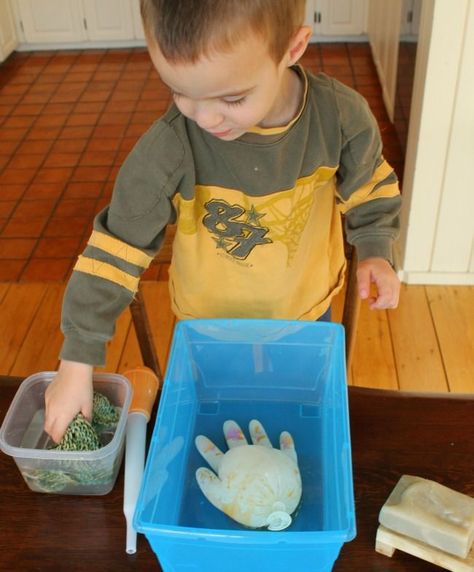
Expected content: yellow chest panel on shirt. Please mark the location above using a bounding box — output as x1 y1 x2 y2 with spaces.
169 165 346 321
174 165 338 263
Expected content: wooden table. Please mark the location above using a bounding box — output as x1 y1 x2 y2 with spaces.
1 376 473 571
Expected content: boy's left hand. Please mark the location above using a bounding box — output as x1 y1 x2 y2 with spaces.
356 257 400 310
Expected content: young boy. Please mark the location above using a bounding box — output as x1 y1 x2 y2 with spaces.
45 0 401 442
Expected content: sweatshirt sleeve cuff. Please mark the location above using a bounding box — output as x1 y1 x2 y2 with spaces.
60 333 106 367
353 236 394 265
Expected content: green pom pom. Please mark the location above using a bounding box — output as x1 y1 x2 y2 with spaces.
25 391 122 492
54 414 101 452
92 391 120 427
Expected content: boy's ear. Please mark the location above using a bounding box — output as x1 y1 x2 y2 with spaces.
286 26 312 66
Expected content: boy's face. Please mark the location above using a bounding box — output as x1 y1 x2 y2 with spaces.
147 33 301 141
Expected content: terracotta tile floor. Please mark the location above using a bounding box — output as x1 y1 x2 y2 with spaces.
0 43 404 282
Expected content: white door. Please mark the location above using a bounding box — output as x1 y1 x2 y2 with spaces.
130 0 145 40
17 0 85 43
309 0 367 36
0 0 18 61
82 0 134 41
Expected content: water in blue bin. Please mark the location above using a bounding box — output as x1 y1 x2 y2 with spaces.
178 398 325 532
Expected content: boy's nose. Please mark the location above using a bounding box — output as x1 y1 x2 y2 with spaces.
193 103 224 130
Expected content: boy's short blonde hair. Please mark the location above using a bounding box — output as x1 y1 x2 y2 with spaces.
140 0 306 64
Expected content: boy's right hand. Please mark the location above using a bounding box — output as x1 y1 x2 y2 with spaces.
44 360 94 444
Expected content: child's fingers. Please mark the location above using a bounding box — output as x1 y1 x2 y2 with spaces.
356 265 371 299
43 362 94 443
369 293 395 310
44 413 72 444
356 258 400 310
81 402 93 422
369 278 400 309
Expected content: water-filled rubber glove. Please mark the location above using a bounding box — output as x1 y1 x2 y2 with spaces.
195 419 302 530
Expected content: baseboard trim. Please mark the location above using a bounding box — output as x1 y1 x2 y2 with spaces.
15 39 147 52
399 270 474 285
15 35 370 53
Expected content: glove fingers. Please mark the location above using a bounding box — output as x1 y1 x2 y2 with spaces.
249 419 272 448
223 420 248 448
195 467 226 512
195 435 224 473
280 431 297 462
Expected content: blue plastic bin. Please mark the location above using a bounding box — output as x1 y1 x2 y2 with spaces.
134 319 356 572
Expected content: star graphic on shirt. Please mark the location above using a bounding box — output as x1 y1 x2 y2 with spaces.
246 205 265 225
213 236 229 251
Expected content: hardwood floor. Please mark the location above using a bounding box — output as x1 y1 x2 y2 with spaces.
5 43 458 394
1 277 472 393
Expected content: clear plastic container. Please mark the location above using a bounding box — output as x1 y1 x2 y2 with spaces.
0 371 132 495
134 319 356 572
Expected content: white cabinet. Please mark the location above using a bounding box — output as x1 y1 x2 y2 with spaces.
13 0 145 45
400 0 422 38
306 0 368 37
17 0 85 43
82 0 133 41
0 0 18 61
11 0 366 48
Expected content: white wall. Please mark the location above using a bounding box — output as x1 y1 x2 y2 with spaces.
399 0 474 284
367 0 402 121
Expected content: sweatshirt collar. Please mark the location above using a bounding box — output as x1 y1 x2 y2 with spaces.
239 65 308 143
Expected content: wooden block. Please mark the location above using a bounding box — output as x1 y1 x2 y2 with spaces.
376 525 474 572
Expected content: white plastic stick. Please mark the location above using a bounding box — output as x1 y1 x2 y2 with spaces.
123 412 147 554
122 366 160 555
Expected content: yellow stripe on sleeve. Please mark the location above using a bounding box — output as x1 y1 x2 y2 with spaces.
74 255 139 293
88 230 154 269
336 160 399 214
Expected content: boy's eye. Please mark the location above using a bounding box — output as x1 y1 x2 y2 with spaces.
224 97 246 107
171 91 246 107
